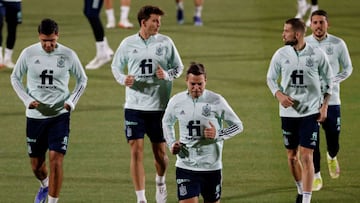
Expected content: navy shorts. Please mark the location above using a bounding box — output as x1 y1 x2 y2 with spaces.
176 167 222 202
281 114 320 149
26 113 70 157
124 109 165 143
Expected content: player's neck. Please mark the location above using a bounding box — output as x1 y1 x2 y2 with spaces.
313 33 328 42
139 30 150 40
293 40 306 51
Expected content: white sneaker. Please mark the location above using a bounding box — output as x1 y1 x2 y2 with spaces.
295 3 310 19
85 54 112 70
118 20 134 29
155 183 167 203
305 18 311 27
327 152 340 179
312 175 323 191
4 59 15 69
106 47 114 57
106 21 115 29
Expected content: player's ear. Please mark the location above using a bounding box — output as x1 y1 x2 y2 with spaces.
141 19 146 27
295 31 302 40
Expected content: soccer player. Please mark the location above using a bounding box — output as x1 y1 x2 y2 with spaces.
175 0 204 26
83 0 114 69
295 0 319 27
0 0 22 68
111 5 184 203
266 18 332 203
305 10 353 191
104 0 133 29
10 18 88 203
162 62 244 203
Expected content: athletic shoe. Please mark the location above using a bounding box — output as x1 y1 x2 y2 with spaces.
155 183 167 203
193 16 203 26
312 176 323 191
177 9 184 24
295 194 302 203
86 45 113 70
138 201 147 203
34 186 48 203
295 3 310 19
85 55 112 70
4 59 15 69
106 21 115 29
327 153 340 179
106 46 114 57
118 20 134 29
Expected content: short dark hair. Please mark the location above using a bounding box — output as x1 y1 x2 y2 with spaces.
137 5 164 26
38 18 58 35
285 18 306 34
186 62 206 78
311 9 328 21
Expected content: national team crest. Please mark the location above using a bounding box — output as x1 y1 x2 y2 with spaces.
326 45 333 55
155 45 164 56
202 104 211 117
305 57 314 67
179 184 187 196
57 56 65 68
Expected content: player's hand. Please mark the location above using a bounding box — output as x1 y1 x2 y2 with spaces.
28 101 40 109
317 104 328 122
156 65 165 80
125 75 135 87
275 91 294 108
204 121 216 139
171 141 182 155
64 103 71 111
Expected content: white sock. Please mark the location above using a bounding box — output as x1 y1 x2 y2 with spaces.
155 174 166 185
194 6 203 17
105 8 115 23
311 5 319 12
135 190 147 202
47 196 59 203
302 191 312 203
314 172 321 179
4 48 13 62
176 2 184 10
297 0 306 7
95 40 107 58
295 180 303 195
40 176 49 188
327 152 336 160
120 6 130 22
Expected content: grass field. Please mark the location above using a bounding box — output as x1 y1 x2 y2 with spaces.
0 0 359 202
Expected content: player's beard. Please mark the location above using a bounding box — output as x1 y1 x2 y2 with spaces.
285 37 298 46
191 90 202 98
285 39 299 46
314 29 326 39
